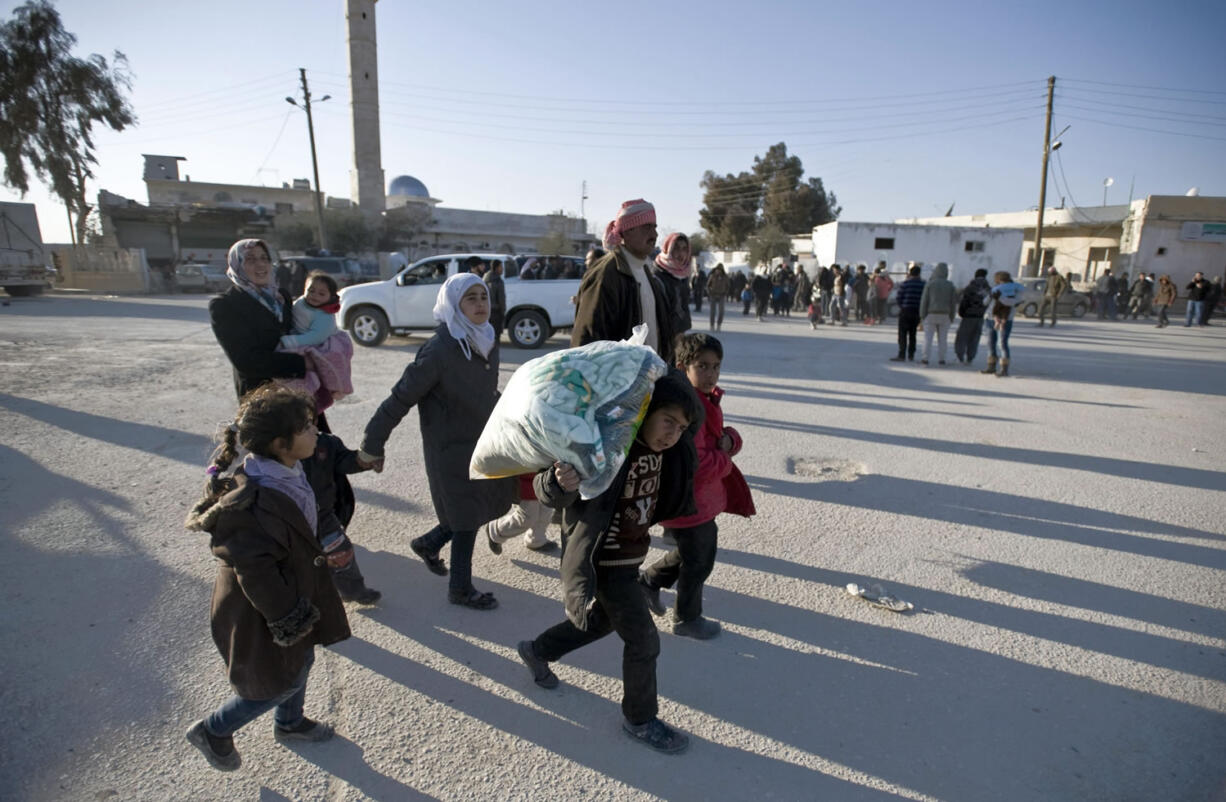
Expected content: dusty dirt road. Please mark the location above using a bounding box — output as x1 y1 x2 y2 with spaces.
2 292 1224 801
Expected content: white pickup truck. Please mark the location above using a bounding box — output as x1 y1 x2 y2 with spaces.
338 253 582 348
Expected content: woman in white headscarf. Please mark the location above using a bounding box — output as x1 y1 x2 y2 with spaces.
358 273 515 609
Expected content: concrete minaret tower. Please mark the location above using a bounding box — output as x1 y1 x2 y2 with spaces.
347 0 385 219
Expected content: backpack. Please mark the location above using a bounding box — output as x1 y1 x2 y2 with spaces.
959 285 987 318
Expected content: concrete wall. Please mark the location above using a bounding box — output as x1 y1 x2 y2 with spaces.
812 222 1023 287
146 179 315 213
50 247 151 293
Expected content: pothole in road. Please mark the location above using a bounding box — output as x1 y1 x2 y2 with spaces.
787 457 868 482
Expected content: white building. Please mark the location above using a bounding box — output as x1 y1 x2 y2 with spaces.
811 221 1023 287
904 195 1226 287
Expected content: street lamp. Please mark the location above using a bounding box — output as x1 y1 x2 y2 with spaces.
1102 177 1114 207
286 68 331 252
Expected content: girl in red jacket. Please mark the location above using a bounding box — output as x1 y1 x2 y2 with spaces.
638 333 754 639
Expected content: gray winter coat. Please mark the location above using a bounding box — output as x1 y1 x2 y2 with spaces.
360 325 514 531
919 262 957 320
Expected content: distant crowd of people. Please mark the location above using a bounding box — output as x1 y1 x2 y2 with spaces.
1091 268 1221 328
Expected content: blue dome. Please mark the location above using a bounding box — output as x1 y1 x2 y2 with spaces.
388 175 430 197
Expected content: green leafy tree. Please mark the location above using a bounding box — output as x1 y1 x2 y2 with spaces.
754 142 841 233
0 1 135 245
324 209 374 255
687 230 710 258
698 169 760 249
746 222 792 267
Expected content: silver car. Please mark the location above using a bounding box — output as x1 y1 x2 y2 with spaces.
1017 277 1090 318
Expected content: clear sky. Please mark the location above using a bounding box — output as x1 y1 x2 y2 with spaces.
3 0 1225 244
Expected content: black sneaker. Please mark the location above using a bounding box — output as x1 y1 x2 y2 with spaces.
888 355 905 362
638 573 666 616
672 616 721 640
341 586 382 605
274 718 335 743
622 717 690 754
186 721 241 771
517 640 559 689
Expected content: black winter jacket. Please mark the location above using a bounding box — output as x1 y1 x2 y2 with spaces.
209 286 306 399
534 427 698 630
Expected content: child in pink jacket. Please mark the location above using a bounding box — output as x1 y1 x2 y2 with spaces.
638 333 754 639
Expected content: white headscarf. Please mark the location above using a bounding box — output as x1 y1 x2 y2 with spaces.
433 272 495 360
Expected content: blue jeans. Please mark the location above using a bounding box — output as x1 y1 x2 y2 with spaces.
419 523 477 594
1186 300 1204 326
205 648 314 737
988 318 1013 360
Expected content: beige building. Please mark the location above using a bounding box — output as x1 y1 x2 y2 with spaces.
903 195 1226 287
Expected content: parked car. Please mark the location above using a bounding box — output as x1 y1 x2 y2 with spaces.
1016 277 1090 318
512 254 585 280
280 255 364 290
174 263 228 293
338 253 580 349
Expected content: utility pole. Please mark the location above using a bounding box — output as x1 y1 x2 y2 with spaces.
288 68 328 252
1032 75 1055 278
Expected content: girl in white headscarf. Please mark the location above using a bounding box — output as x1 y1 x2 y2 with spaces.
358 273 515 610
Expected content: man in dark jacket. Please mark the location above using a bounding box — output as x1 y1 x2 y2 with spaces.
955 269 991 364
572 199 676 362
1037 265 1068 327
485 260 507 340
1186 272 1211 326
1096 269 1117 319
890 263 925 361
516 372 702 755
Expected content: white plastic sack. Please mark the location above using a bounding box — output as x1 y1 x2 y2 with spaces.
470 325 667 500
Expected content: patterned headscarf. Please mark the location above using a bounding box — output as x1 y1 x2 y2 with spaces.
654 232 693 280
226 238 282 320
602 199 656 250
432 272 496 361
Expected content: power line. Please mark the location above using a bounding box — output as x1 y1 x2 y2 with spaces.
1058 114 1226 142
312 70 1042 108
134 72 298 113
1058 102 1226 127
1054 94 1226 124
1061 77 1226 96
252 108 296 182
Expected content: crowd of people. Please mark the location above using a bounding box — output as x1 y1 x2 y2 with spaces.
189 199 755 769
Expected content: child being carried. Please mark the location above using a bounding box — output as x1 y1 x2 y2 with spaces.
277 271 354 411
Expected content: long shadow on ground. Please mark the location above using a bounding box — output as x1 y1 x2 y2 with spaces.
728 412 1226 493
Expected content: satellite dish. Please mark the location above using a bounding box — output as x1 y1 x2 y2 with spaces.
1103 177 1114 187
1186 187 1200 196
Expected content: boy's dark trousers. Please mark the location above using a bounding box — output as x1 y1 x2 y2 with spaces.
530 564 659 725
897 309 920 358
643 520 717 623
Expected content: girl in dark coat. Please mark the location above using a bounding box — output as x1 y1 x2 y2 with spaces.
359 273 515 610
653 233 694 335
184 385 351 772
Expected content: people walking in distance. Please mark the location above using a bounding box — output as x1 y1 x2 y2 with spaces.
793 266 811 314
817 264 834 321
954 269 991 365
359 273 515 610
1114 272 1131 319
573 199 675 361
691 264 706 314
485 259 506 341
919 262 956 365
752 268 771 321
871 263 893 325
983 271 1024 377
1128 271 1153 320
705 263 728 331
1185 272 1210 327
1037 265 1068 327
1153 274 1177 328
184 385 350 772
890 264 925 362
729 268 747 308
639 333 753 641
832 265 851 326
1201 276 1221 325
1095 268 1115 320
853 264 871 322
516 372 702 755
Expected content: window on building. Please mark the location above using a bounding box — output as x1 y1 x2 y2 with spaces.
213 191 232 203
964 241 985 252
1156 247 1167 256
275 203 294 215
1026 247 1055 268
874 237 895 250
